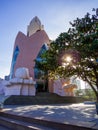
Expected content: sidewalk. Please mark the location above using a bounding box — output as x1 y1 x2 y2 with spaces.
2 103 98 129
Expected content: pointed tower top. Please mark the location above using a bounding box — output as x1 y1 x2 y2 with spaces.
27 16 44 36
30 16 41 26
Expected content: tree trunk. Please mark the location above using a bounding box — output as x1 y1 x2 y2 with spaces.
86 79 98 101
95 78 98 102
96 101 98 115
94 82 98 115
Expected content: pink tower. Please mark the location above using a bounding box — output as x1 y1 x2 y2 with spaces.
10 16 50 80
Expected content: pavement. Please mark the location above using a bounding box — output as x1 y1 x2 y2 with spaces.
0 94 98 129
1 103 98 129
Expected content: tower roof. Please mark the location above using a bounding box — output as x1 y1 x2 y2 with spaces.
30 16 41 26
27 16 44 36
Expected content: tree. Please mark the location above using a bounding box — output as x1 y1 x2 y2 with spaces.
63 8 98 101
36 9 98 102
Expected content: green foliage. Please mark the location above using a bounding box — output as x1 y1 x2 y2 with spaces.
75 89 96 101
35 8 98 100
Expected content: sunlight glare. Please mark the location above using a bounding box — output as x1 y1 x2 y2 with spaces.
66 56 72 62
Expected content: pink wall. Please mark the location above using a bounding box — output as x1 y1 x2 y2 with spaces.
12 30 50 79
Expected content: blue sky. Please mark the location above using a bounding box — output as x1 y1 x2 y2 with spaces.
0 0 98 78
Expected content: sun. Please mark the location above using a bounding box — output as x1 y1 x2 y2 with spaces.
66 56 72 62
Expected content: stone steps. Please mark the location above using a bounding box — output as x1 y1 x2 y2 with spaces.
0 112 54 130
0 125 11 130
4 92 85 105
0 95 10 103
0 112 97 130
0 95 10 108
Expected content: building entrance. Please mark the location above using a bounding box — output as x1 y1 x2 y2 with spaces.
36 79 48 92
34 44 49 93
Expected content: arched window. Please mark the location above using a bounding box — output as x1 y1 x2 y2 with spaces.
34 44 48 91
34 44 48 79
10 46 19 79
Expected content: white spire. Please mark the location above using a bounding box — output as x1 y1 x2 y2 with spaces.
27 16 44 36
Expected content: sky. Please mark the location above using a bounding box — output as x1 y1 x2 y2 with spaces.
0 0 98 79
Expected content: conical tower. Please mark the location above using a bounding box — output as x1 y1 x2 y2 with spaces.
27 16 44 36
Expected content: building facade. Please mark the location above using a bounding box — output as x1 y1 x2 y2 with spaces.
10 16 50 80
9 16 77 96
